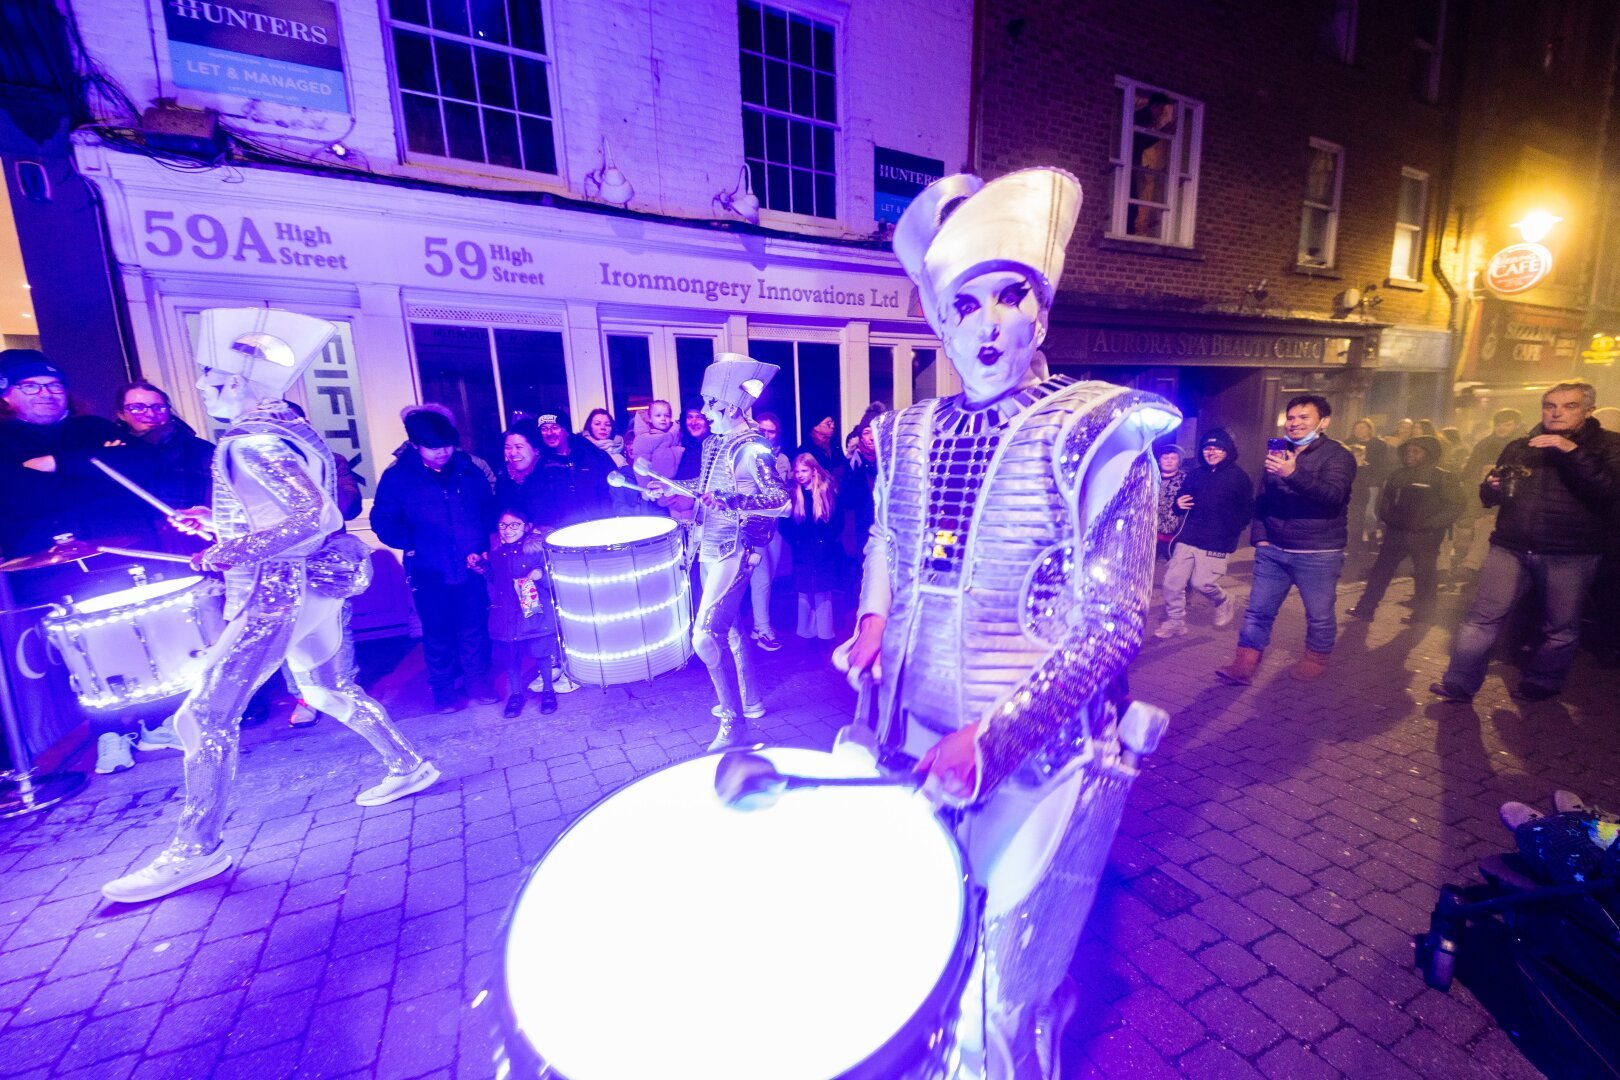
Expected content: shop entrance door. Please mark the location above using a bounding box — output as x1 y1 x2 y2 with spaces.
600 324 724 430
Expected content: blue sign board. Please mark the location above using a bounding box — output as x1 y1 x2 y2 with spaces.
163 0 349 113
874 147 947 225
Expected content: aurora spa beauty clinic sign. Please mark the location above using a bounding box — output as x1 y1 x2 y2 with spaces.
163 0 349 113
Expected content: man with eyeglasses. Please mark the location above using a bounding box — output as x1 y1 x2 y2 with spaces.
0 349 121 559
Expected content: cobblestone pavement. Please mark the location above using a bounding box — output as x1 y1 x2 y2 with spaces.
0 559 1615 1078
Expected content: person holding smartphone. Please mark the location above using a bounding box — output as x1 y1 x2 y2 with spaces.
1216 394 1357 684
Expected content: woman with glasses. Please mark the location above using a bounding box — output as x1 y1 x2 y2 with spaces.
100 380 216 553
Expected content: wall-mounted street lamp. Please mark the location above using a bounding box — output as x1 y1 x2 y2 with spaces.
712 165 760 224
1511 210 1563 244
583 139 634 207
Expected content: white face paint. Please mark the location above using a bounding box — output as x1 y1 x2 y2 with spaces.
196 366 254 421
940 269 1045 406
701 396 744 434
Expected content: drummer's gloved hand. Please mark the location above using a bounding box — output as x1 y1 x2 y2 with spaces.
916 721 980 808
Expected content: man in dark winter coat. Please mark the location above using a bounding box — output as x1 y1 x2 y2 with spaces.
532 412 616 528
1156 429 1253 638
1218 394 1357 684
1347 435 1462 622
1434 381 1620 703
0 350 123 560
372 409 498 713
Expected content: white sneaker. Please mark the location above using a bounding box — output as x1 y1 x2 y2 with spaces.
136 717 184 753
356 761 440 807
552 672 580 694
1153 620 1187 639
102 847 232 903
712 702 766 720
95 732 137 774
1213 596 1237 628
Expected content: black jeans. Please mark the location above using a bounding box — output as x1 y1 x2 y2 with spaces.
500 639 555 695
1357 529 1444 611
411 576 490 691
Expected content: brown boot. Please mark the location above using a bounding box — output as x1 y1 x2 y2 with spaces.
1290 650 1330 680
1215 646 1263 685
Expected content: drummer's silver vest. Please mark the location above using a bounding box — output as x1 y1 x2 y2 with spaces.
696 428 777 561
873 378 1154 741
211 404 341 612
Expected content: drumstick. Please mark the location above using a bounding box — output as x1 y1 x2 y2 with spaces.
90 457 215 538
95 545 196 565
606 471 658 496
632 458 701 501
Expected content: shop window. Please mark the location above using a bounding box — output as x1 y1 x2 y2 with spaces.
606 334 655 428
868 345 894 410
739 1 838 219
410 323 567 465
1298 139 1343 269
1108 78 1202 247
912 347 940 403
748 338 841 453
1411 0 1445 102
388 0 558 175
675 336 717 412
1320 0 1358 63
1389 168 1428 282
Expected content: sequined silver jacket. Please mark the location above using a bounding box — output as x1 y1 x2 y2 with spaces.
695 426 791 561
861 377 1177 802
205 403 344 617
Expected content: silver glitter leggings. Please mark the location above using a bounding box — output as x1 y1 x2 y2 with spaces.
169 565 424 857
692 547 761 718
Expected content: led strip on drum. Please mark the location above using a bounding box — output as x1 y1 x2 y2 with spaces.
554 584 689 625
548 555 683 586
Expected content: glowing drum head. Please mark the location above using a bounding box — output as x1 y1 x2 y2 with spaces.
500 749 972 1080
545 516 691 686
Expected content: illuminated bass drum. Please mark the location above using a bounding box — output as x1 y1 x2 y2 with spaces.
544 517 692 686
43 576 225 711
494 748 976 1080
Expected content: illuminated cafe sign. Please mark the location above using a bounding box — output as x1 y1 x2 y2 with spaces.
1485 242 1553 296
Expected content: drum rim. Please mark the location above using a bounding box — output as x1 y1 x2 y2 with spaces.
47 575 215 620
544 516 678 553
490 748 978 1080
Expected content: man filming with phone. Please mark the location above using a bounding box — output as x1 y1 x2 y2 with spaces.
1216 394 1356 685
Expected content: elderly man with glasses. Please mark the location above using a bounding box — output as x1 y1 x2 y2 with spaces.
0 349 122 560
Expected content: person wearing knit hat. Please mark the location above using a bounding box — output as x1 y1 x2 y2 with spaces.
834 168 1180 1079
0 348 123 559
1153 440 1189 560
103 309 439 904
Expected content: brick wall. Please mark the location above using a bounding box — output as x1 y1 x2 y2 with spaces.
69 0 972 238
975 0 1456 332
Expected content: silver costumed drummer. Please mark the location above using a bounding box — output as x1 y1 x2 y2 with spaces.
688 355 791 751
834 169 1179 1079
103 309 439 904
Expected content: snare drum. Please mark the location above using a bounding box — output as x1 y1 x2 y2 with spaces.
495 748 975 1080
43 576 225 711
545 517 692 686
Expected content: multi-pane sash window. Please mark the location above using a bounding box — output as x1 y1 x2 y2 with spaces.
1298 139 1344 268
389 0 558 175
1321 0 1358 63
739 1 838 219
1108 78 1202 246
1411 0 1445 103
1389 168 1428 281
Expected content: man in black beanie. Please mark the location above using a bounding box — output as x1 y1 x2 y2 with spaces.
372 408 498 712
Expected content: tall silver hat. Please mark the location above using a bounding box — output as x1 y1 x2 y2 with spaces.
193 308 337 396
892 168 1082 335
700 352 780 412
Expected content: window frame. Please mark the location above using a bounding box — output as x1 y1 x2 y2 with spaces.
1107 76 1204 249
1297 138 1345 270
1411 0 1446 104
1321 0 1359 64
381 0 566 183
1389 167 1429 283
738 0 843 224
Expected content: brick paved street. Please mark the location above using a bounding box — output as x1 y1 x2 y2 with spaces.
0 558 1615 1078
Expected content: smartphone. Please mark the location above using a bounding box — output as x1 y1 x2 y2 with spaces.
1267 437 1289 454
